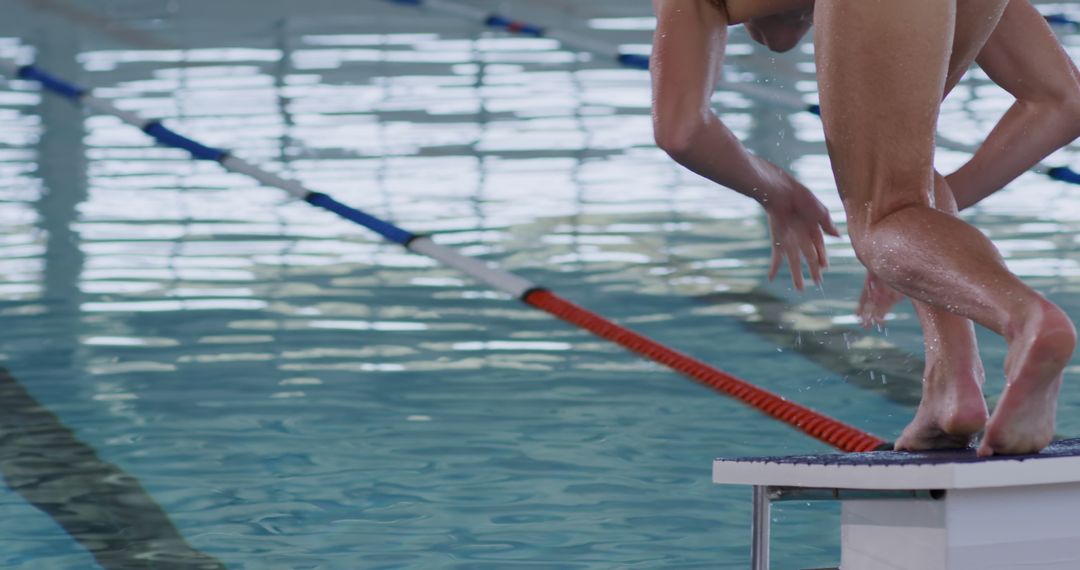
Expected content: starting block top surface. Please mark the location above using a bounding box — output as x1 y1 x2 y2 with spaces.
713 438 1080 491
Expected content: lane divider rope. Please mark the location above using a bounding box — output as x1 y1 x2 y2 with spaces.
0 57 889 453
1045 13 1080 29
524 290 887 453
384 0 1080 185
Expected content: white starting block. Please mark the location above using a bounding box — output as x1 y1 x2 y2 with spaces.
713 438 1080 570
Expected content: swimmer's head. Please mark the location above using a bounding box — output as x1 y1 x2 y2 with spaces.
745 8 813 53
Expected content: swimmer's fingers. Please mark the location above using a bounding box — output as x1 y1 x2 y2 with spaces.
768 240 783 282
820 210 840 238
856 274 877 329
814 232 828 271
798 234 823 285
816 205 838 269
764 183 833 289
785 240 805 291
811 224 828 271
856 272 906 329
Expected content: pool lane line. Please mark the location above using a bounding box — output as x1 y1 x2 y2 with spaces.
0 58 888 454
0 368 226 569
384 0 1080 186
1045 13 1080 29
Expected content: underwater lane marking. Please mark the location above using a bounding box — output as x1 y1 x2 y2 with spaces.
0 368 226 569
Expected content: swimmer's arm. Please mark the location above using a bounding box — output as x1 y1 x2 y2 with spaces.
948 0 1080 211
651 0 780 203
651 0 837 288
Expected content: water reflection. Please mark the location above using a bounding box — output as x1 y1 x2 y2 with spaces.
699 288 924 407
0 1 1078 567
0 368 224 569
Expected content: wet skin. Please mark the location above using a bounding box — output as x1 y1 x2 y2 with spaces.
653 0 1080 454
851 0 1080 453
814 0 1077 456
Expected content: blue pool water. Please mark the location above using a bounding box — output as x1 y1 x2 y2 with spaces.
1 0 1080 567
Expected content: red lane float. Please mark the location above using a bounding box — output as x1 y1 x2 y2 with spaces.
524 289 889 453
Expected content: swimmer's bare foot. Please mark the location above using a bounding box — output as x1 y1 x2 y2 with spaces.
895 353 988 451
979 298 1076 457
857 272 906 329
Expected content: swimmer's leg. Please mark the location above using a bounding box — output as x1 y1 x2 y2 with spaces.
895 174 986 451
815 0 1075 455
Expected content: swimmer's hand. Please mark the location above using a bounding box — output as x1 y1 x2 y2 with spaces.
763 181 839 291
857 272 906 329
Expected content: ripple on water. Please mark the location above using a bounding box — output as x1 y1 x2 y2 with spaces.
1 2 1079 569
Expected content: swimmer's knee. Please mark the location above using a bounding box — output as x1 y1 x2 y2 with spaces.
1061 91 1080 139
848 205 929 282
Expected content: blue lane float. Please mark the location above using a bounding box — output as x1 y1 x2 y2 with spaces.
615 53 650 71
16 65 86 101
303 192 416 246
0 59 423 255
142 120 229 163
1045 13 1080 29
1049 166 1080 185
0 57 534 297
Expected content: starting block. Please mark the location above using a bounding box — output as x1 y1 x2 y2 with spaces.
713 438 1080 569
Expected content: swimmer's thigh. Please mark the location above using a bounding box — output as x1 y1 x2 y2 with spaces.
813 0 953 231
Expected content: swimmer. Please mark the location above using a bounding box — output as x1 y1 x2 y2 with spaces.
650 0 837 295
650 0 1080 455
852 0 1080 454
